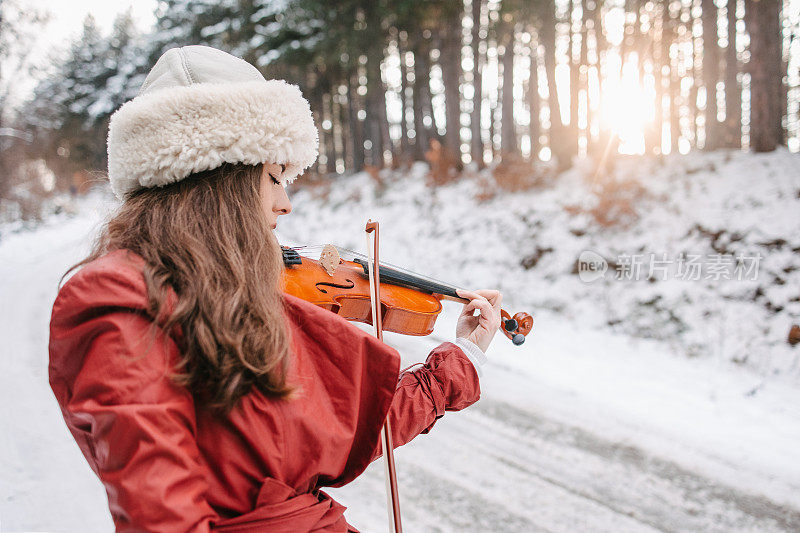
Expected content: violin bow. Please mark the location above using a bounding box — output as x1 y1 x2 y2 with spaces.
365 220 403 533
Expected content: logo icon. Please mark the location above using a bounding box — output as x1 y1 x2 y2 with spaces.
577 250 608 282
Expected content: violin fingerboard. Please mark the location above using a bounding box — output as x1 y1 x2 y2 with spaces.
352 257 460 298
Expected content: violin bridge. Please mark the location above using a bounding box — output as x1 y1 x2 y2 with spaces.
320 244 340 276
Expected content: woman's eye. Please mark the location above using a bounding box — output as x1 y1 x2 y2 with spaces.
269 173 281 185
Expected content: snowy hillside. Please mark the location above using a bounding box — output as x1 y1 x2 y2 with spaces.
281 149 800 380
2 151 800 532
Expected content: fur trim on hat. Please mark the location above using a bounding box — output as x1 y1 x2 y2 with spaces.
107 79 318 199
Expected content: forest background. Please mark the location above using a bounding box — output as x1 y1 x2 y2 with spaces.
0 0 797 208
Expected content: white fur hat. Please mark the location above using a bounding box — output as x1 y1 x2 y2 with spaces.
107 45 319 199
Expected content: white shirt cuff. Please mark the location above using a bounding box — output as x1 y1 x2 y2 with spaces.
454 338 487 377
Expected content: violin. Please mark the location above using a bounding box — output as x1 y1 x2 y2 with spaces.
280 244 533 345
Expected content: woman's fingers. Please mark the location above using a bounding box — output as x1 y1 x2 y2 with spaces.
455 288 504 353
457 288 501 307
459 300 477 317
457 294 488 320
472 298 493 320
456 289 502 328
479 290 502 318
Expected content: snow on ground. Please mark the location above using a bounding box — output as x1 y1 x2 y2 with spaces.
0 193 117 532
1 151 799 531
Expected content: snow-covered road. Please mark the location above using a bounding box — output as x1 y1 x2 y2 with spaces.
2 195 799 532
331 352 800 532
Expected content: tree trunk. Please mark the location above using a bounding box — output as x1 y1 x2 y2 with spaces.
500 22 517 156
702 0 721 150
744 0 782 152
413 36 436 160
568 0 580 158
668 2 681 153
541 0 570 170
364 5 388 167
723 0 741 148
346 70 365 171
308 72 325 174
398 33 410 163
379 74 393 167
470 0 485 168
324 92 337 173
651 1 670 155
778 46 789 145
528 35 541 161
366 46 386 166
638 1 657 155
591 0 614 162
592 0 607 95
488 101 497 160
690 0 701 149
440 3 463 161
579 0 590 153
337 81 350 172
620 0 634 80
635 1 647 85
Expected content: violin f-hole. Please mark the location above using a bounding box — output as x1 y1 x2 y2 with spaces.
315 279 355 294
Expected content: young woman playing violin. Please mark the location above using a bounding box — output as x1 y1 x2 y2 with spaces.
48 45 503 532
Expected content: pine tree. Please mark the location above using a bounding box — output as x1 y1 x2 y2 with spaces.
148 0 219 60
52 16 109 170
90 10 150 121
23 11 149 182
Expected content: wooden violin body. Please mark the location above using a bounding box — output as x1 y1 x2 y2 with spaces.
281 245 533 344
282 248 443 336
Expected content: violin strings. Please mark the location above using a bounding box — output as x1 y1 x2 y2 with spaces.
285 244 462 293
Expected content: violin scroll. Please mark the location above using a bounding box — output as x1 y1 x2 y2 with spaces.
501 309 533 345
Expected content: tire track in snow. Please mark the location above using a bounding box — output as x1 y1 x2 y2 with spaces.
469 397 800 532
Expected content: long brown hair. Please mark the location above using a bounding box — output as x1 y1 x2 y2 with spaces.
71 163 293 411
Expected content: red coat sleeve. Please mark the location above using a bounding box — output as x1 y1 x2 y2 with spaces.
49 304 218 532
375 342 481 457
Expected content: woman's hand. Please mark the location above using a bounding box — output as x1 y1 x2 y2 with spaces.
455 289 502 353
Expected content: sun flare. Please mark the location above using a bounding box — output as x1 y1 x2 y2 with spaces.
598 52 656 155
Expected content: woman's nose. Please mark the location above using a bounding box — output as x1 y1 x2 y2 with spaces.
275 185 292 215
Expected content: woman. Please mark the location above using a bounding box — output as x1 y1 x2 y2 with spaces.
48 45 502 532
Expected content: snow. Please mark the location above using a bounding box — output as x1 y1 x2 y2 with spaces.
1 151 799 531
0 194 115 532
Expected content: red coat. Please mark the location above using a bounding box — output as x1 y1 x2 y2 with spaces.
49 249 480 532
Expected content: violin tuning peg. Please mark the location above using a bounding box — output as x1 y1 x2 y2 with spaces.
504 318 519 333
512 333 525 346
